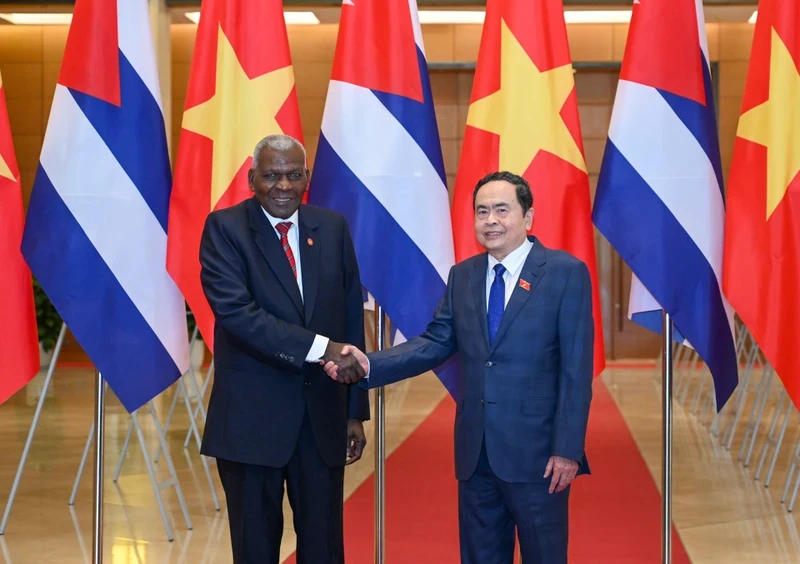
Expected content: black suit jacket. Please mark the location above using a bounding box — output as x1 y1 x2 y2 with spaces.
198 197 369 468
363 238 593 483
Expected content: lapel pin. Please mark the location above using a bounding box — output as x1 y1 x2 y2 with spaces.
519 279 531 291
307 238 314 246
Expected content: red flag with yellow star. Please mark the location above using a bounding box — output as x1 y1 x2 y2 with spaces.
722 0 800 406
0 68 40 404
167 0 304 350
451 0 605 377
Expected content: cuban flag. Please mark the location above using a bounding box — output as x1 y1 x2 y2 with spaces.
21 0 189 412
592 0 738 408
308 0 458 396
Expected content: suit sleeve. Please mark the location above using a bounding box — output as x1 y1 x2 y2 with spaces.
341 219 370 421
553 261 594 463
361 267 459 389
199 212 315 371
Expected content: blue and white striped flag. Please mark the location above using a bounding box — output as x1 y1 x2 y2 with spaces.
21 0 189 412
592 0 738 408
308 0 459 396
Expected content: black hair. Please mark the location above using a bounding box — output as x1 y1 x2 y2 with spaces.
472 171 533 215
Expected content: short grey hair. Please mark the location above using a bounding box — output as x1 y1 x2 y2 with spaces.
252 134 307 169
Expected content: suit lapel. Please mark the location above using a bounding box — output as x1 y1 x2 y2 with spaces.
470 253 490 350
248 198 304 318
490 239 546 353
298 208 320 326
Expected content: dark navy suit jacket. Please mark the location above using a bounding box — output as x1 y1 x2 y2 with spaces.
199 197 369 469
363 237 593 483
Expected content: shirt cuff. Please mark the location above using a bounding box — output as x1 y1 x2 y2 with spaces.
306 335 329 362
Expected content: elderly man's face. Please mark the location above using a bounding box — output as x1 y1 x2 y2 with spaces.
248 146 309 219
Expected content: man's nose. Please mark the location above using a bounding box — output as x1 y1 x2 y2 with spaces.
276 176 292 190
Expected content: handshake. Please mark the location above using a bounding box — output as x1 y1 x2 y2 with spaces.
320 341 369 384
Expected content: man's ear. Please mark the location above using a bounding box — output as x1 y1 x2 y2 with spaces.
247 168 255 191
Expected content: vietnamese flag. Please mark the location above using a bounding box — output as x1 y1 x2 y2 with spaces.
722 0 800 406
167 0 304 350
0 69 39 404
451 0 605 377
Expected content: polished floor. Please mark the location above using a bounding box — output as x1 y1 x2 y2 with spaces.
1 360 800 563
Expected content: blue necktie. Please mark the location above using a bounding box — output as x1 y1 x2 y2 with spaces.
488 263 506 344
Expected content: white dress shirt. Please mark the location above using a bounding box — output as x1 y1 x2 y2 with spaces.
486 238 534 310
262 207 329 362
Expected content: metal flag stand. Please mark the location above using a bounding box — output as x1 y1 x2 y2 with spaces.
0 322 193 543
101 325 220 513
92 371 105 563
69 398 195 541
181 360 214 449
374 304 386 564
0 323 68 535
662 312 674 564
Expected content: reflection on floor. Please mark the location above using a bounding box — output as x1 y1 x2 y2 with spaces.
0 363 799 563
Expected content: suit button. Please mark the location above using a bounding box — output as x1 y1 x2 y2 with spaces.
485 361 493 367
481 399 484 405
305 381 311 386
289 356 295 362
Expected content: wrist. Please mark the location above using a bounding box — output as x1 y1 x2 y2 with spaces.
306 335 330 362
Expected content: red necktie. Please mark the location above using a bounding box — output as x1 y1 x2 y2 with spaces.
275 222 296 278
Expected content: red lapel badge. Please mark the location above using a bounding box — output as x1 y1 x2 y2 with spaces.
519 279 531 291
307 238 314 246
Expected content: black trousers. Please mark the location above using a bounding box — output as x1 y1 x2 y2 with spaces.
216 411 345 564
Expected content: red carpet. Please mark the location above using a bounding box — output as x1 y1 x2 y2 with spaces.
284 379 691 563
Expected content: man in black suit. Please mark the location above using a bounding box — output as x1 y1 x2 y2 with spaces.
199 134 369 564
326 172 594 564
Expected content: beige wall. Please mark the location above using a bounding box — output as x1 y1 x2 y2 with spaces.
0 21 754 203
0 25 66 202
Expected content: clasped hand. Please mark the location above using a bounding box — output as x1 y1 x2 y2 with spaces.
320 342 368 384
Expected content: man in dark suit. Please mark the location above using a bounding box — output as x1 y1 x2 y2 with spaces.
199 134 369 564
325 171 594 564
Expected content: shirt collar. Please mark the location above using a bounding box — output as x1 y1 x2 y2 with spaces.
262 206 299 232
488 238 533 277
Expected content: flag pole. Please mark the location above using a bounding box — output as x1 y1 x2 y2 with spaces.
374 304 386 564
92 371 105 563
662 312 674 564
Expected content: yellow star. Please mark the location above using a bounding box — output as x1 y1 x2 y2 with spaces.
466 19 586 175
0 155 17 182
0 150 13 182
181 25 296 209
736 27 800 220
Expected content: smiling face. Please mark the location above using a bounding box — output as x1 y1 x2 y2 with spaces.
248 145 309 219
474 180 533 261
